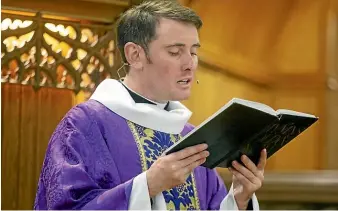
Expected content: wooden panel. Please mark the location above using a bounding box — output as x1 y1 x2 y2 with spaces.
272 0 326 73
78 0 129 6
326 90 338 169
1 84 74 210
35 87 74 193
325 0 338 169
197 48 273 86
2 0 128 23
271 73 326 90
192 0 267 79
1 84 21 210
191 0 328 85
218 170 338 205
268 90 323 170
35 87 53 181
191 0 295 76
17 85 38 209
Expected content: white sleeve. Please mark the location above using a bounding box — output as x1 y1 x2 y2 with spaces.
128 171 152 210
220 183 260 210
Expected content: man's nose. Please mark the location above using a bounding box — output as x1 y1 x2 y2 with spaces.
182 53 194 71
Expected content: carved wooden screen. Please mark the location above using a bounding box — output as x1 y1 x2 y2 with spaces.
1 11 120 99
1 11 121 210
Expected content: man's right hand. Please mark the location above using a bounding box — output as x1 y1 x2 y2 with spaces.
146 143 209 198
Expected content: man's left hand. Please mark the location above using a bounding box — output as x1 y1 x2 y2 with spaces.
229 149 267 210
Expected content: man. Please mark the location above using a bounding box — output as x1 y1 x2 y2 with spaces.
34 0 266 210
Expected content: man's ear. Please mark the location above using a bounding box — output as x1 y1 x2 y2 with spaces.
124 42 143 69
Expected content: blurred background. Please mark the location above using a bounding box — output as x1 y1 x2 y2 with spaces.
1 0 338 209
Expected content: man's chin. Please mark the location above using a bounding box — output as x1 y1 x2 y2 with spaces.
171 93 191 101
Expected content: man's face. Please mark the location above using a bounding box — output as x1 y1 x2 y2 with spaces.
140 18 200 102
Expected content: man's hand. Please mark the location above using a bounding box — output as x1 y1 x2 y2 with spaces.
146 144 209 197
229 149 267 210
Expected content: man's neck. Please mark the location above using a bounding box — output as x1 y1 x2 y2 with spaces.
122 76 169 105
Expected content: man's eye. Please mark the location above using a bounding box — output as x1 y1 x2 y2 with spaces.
191 52 198 56
169 52 179 56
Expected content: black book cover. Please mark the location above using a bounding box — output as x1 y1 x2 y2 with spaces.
164 99 318 169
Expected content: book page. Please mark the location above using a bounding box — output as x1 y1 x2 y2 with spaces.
276 109 317 118
231 98 277 116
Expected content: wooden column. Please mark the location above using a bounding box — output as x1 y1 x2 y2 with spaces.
325 0 338 170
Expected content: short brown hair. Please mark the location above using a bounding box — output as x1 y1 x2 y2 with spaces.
116 0 202 65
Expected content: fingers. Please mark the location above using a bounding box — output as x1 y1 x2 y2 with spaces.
257 149 267 171
170 157 206 186
231 160 259 184
230 166 263 191
230 150 266 187
239 155 264 181
168 143 208 160
179 150 209 168
183 157 206 174
229 167 252 188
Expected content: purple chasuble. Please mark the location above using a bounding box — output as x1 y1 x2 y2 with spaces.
34 99 228 210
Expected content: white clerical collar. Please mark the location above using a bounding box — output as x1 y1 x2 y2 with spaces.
121 82 169 110
90 79 192 134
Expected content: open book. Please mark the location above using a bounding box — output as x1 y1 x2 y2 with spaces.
164 98 319 169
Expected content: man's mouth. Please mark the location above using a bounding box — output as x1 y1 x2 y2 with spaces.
177 79 191 84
